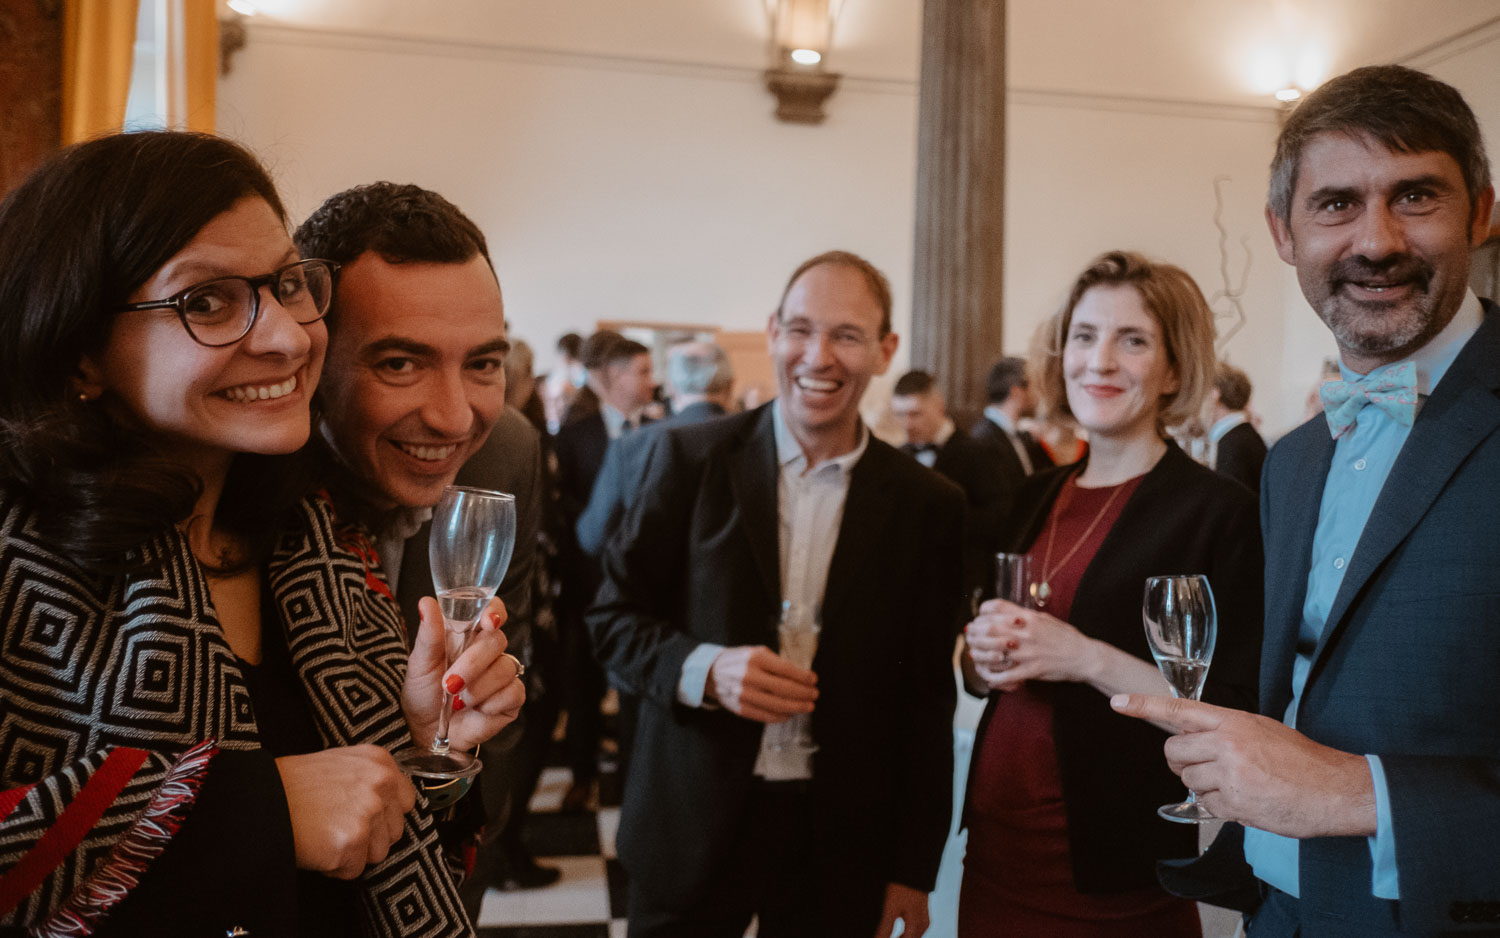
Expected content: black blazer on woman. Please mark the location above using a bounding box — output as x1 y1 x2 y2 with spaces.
963 442 1263 893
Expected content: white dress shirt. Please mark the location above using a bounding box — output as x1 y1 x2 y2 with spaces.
676 401 868 781
982 404 1033 473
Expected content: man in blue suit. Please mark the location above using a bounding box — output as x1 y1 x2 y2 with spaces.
1116 65 1500 936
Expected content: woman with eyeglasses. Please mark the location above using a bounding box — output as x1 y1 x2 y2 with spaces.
0 132 509 937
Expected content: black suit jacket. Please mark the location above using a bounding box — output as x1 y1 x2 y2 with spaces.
586 405 964 913
554 410 610 526
908 428 1012 597
575 401 726 557
971 415 1054 470
964 443 1262 893
1213 420 1267 494
1178 301 1500 936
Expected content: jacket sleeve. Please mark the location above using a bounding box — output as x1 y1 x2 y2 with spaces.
575 438 625 559
889 481 965 892
1200 488 1263 714
585 432 704 707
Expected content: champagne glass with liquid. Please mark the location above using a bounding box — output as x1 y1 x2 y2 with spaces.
395 485 516 808
1142 573 1217 822
763 601 820 757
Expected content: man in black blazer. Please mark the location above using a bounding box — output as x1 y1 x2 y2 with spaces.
1208 361 1268 493
890 369 1009 595
575 340 733 557
588 251 964 937
1118 65 1500 936
970 356 1053 477
552 331 655 811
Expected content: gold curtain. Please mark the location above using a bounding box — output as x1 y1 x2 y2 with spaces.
61 0 141 144
172 0 217 132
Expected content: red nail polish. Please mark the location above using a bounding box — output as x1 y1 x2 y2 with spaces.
1006 639 1020 650
445 674 465 695
452 696 465 712
488 611 503 628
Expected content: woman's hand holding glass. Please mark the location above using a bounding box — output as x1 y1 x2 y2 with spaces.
401 595 525 754
966 598 1104 689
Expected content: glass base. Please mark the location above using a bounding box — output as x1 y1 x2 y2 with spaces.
1157 800 1216 824
395 748 482 810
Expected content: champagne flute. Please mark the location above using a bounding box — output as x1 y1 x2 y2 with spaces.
763 601 819 757
974 553 1033 683
1142 573 1217 823
395 485 516 808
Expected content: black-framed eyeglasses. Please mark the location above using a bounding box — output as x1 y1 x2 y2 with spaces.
118 258 340 348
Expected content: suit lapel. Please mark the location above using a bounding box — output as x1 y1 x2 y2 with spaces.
1260 421 1334 717
727 406 781 602
1305 311 1500 682
822 442 892 626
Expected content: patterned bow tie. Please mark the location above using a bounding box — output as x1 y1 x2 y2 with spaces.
1320 360 1418 439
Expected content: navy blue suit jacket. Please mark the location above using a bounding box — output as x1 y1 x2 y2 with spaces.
1184 301 1500 936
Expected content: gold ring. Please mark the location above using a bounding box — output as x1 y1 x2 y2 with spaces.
504 652 525 679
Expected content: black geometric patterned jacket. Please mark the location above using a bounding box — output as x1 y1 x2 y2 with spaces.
0 489 472 937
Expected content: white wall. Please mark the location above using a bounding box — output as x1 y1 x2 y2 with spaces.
1002 95 1314 436
219 17 1499 440
219 25 919 400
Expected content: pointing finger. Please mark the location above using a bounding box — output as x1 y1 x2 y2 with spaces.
1110 693 1227 734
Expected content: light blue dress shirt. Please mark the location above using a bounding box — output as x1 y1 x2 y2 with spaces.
1244 292 1483 901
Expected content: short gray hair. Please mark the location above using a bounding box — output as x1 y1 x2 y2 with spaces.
1269 65 1491 224
668 341 733 396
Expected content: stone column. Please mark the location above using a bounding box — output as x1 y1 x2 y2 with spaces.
909 0 1006 421
0 0 63 196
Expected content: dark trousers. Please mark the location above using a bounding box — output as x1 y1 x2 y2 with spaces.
626 781 884 938
562 609 605 783
457 626 563 920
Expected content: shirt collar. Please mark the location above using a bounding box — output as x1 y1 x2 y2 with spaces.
773 399 869 473
1337 290 1483 395
982 405 1016 435
1208 411 1248 443
381 505 433 543
601 403 640 440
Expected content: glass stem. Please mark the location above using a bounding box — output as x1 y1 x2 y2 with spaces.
431 614 481 755
433 701 452 756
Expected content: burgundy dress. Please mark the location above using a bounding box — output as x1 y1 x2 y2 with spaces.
958 474 1201 938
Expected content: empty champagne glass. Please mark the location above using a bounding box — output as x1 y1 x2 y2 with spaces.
395 485 516 808
1142 573 1217 823
763 601 819 757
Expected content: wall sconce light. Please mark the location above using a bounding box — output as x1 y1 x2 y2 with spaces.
763 0 845 124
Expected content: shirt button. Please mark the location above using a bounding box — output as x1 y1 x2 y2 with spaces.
1354 458 1368 471
1334 557 1346 569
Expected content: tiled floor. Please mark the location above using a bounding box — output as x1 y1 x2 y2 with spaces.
471 677 1241 938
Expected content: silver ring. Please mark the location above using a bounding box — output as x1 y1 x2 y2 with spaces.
504 653 525 679
999 651 1012 669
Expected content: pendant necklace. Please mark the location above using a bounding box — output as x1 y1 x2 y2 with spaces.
1031 477 1128 608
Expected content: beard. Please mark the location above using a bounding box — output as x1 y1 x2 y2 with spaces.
1314 253 1446 359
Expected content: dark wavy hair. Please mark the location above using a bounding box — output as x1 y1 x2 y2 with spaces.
293 182 496 528
0 131 315 573
1269 65 1491 224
